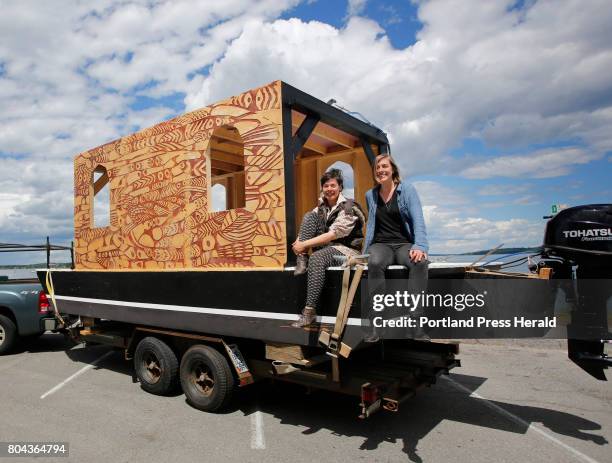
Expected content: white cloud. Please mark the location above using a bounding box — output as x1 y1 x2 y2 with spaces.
460 147 600 179
478 183 532 196
188 0 612 177
346 0 368 18
424 204 543 254
413 181 543 254
512 195 540 206
0 0 298 245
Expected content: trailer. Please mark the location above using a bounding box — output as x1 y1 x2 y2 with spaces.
32 81 466 416
37 81 609 416
56 318 457 417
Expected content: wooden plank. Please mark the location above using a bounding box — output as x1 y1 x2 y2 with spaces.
292 111 357 149
227 171 245 209
210 159 243 173
210 150 245 165
465 269 548 279
302 139 327 155
210 140 245 157
291 113 320 157
360 137 376 165
93 169 109 196
294 159 319 227
211 132 243 145
265 342 324 365
212 172 236 181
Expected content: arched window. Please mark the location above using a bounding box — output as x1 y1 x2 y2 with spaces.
92 165 110 228
208 125 245 211
211 183 227 212
325 160 354 199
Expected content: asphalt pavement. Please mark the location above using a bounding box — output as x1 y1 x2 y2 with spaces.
0 335 610 463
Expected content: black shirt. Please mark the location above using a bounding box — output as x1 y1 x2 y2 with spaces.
372 190 412 244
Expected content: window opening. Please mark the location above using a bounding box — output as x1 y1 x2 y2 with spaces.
211 183 227 212
208 125 245 211
92 165 110 228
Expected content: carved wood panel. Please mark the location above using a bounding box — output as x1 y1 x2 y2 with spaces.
74 81 286 270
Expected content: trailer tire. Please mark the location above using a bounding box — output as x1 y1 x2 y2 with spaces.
0 314 17 355
180 345 234 412
134 337 179 395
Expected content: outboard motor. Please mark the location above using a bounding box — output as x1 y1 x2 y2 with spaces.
541 204 612 380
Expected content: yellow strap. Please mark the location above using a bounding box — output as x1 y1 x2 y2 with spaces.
337 265 364 335
333 265 352 335
331 256 367 341
45 270 66 326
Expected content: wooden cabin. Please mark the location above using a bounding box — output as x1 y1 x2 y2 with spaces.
74 80 388 271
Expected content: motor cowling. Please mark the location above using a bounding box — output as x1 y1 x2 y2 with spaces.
543 204 612 264
542 204 612 380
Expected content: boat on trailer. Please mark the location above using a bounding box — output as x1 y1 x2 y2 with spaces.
35 82 610 415
37 80 484 352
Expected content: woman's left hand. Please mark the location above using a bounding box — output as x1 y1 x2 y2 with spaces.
409 249 427 263
292 240 307 255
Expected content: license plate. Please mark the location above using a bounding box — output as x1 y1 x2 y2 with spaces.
227 344 249 374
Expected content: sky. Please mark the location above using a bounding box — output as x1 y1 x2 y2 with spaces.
0 0 611 264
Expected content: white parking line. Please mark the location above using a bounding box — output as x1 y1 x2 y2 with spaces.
250 410 266 449
40 351 114 399
442 375 601 463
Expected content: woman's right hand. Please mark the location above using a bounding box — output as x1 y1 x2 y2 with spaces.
409 249 427 263
292 239 307 255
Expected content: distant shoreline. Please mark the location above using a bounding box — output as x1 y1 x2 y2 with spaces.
0 248 541 268
0 263 71 269
431 247 541 257
457 247 541 256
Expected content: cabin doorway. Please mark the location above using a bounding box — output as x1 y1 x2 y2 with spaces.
291 110 375 229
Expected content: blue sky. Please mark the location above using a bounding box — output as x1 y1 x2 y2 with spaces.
0 0 611 264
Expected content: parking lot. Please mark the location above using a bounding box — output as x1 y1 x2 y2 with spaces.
1 335 610 463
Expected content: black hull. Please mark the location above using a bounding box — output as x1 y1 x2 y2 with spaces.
38 266 466 349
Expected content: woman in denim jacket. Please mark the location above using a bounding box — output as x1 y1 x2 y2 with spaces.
364 154 429 340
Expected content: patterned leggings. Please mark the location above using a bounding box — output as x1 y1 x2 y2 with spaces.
298 212 344 309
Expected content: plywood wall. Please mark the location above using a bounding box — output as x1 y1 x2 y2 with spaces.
74 81 286 270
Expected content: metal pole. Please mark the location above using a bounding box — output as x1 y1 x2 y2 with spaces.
46 236 50 268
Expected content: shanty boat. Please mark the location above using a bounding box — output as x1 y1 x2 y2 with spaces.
36 81 480 350
36 81 610 375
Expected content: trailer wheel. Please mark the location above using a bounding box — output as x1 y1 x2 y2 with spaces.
180 345 234 412
134 337 179 395
0 314 17 355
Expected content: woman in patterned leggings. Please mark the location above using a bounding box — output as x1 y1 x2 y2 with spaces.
291 168 364 328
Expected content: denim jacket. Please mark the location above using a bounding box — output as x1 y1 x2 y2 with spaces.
364 182 429 253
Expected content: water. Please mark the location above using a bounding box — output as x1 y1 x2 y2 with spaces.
0 253 537 280
0 268 39 280
429 253 536 274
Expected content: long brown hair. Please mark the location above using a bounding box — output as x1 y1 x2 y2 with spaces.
373 154 401 185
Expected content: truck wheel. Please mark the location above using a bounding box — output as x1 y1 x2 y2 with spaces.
134 337 179 395
180 345 234 412
0 315 17 355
